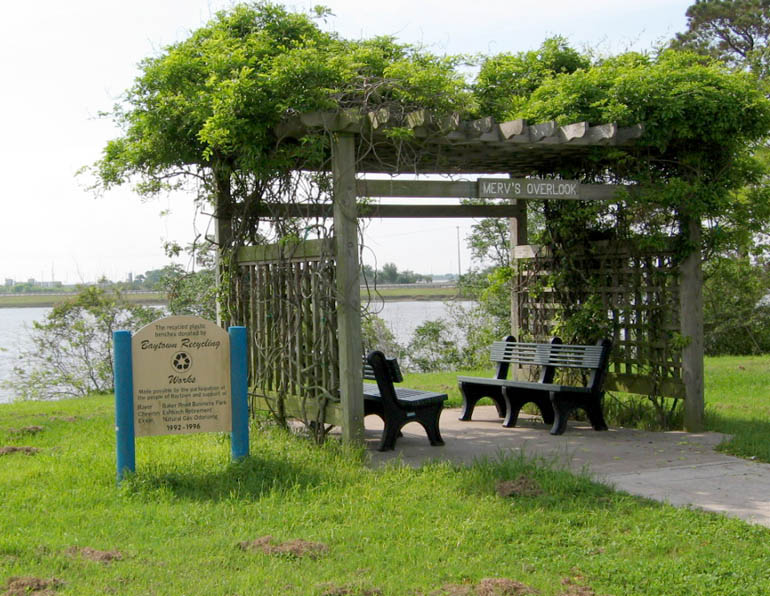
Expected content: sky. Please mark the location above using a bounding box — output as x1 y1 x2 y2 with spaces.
0 0 692 283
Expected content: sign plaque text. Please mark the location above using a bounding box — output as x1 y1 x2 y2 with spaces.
478 178 581 200
131 315 232 437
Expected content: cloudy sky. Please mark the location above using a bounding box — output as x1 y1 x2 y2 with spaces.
0 0 691 283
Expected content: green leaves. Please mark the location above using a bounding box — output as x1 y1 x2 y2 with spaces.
93 3 475 207
475 37 590 120
673 0 770 80
2 288 157 400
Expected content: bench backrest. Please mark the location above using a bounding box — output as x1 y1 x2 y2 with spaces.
490 337 612 391
364 350 406 412
363 353 404 384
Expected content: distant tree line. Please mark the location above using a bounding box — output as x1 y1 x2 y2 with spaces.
361 263 433 285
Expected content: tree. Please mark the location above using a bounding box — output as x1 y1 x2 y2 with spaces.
3 287 156 400
469 43 770 358
512 49 770 259
672 0 770 79
467 217 511 270
406 320 461 372
703 255 770 354
89 3 473 282
160 265 217 321
380 263 399 283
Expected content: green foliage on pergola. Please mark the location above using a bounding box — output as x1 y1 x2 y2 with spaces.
90 3 770 262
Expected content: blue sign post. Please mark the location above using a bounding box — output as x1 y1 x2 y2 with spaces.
113 320 250 484
229 326 249 461
114 330 135 483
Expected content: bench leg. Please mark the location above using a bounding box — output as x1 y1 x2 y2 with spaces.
459 383 506 421
378 417 405 451
502 389 555 428
502 395 523 428
584 396 609 432
549 392 608 435
377 406 445 451
416 404 445 446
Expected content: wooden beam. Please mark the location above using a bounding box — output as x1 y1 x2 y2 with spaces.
510 198 527 341
357 179 476 198
275 112 645 156
498 119 527 139
530 121 558 141
478 178 626 201
332 133 364 444
361 204 522 218
251 392 344 427
251 203 522 219
356 178 628 201
605 374 685 400
679 217 704 431
236 238 335 264
560 122 589 142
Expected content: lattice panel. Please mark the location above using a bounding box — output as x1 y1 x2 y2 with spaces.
515 242 684 398
234 241 339 419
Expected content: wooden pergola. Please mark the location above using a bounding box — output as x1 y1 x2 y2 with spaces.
226 109 704 441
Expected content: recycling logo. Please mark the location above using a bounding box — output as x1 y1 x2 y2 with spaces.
171 352 192 372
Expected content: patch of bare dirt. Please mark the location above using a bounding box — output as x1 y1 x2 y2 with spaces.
496 475 544 498
7 426 44 435
318 585 382 596
428 578 538 596
0 446 41 456
238 535 329 559
1 576 62 595
558 574 598 596
67 546 123 563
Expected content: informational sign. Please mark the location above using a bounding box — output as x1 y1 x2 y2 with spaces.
478 178 580 200
131 315 232 437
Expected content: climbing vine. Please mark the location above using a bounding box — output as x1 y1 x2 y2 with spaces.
88 4 770 430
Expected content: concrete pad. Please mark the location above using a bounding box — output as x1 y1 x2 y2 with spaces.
362 406 770 527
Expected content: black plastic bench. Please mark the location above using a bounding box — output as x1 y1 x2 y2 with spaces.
363 350 447 451
457 336 612 435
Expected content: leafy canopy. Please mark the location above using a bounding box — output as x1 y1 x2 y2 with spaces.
93 3 770 266
504 48 770 255
475 37 590 120
672 0 770 79
94 2 474 211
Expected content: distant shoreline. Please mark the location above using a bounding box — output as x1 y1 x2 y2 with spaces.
0 292 167 309
0 286 468 308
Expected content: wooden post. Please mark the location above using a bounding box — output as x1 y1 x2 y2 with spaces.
510 199 528 338
332 134 364 443
679 217 704 432
214 174 233 328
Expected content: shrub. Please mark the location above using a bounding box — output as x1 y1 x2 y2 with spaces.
2 287 156 400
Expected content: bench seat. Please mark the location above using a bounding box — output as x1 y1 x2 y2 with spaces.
458 336 612 435
456 377 592 395
364 384 448 407
363 351 447 451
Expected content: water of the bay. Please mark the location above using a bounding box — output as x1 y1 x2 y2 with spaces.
0 307 50 403
0 301 471 403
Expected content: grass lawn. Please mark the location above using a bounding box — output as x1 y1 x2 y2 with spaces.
364 287 463 301
702 355 770 461
2 389 770 595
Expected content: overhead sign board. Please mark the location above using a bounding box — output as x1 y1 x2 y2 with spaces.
478 178 580 200
131 315 232 437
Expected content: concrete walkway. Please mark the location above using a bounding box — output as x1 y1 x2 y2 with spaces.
363 406 770 527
